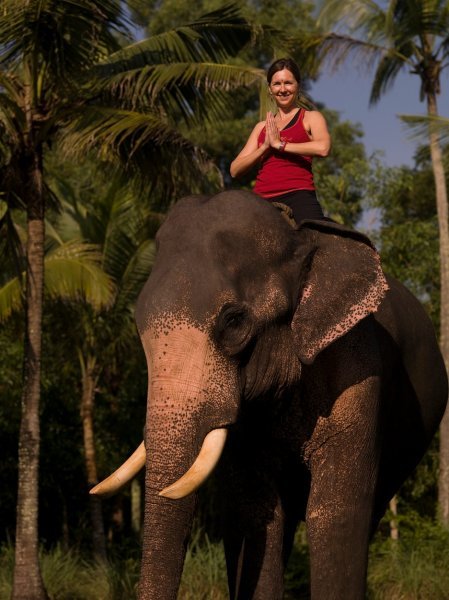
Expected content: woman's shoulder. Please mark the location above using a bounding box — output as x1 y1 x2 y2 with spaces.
303 109 326 123
303 109 327 131
247 120 266 139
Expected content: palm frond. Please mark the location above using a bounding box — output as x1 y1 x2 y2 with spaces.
104 4 251 68
0 69 23 105
399 113 449 143
317 0 387 40
102 212 146 281
0 91 26 144
58 106 190 156
370 50 407 104
0 273 23 320
44 241 115 310
0 204 25 285
89 62 264 117
0 0 128 80
113 239 155 314
57 106 218 194
303 32 386 73
392 0 449 39
0 239 116 320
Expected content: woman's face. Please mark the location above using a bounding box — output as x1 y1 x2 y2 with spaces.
269 68 299 110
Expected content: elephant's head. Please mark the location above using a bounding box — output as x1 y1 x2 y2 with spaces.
92 190 387 598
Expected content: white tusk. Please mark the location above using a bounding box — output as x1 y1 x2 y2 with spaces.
159 428 228 500
90 442 146 498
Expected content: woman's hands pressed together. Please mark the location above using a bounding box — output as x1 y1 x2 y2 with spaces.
265 111 281 149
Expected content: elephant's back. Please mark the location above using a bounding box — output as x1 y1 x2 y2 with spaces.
376 275 437 346
375 274 447 437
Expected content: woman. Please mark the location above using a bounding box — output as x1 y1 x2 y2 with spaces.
230 58 331 223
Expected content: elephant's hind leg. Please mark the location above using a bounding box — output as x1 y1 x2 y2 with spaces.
224 494 294 600
220 433 302 600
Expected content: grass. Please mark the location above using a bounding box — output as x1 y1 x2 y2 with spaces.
2 517 449 599
0 532 226 600
178 531 228 600
0 544 118 599
367 516 449 599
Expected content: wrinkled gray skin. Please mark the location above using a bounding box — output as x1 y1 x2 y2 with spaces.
134 190 447 600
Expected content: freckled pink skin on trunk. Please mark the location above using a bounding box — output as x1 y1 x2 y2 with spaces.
138 316 238 600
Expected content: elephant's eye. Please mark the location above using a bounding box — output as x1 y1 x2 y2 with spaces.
214 303 253 356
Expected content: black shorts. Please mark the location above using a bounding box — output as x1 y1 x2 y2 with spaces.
269 189 326 223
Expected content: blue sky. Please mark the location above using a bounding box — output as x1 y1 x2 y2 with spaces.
311 65 449 168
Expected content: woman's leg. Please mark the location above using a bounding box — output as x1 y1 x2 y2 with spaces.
273 190 326 223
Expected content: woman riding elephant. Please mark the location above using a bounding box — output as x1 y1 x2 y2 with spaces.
230 57 331 223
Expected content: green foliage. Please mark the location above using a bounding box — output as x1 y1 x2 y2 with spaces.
400 437 441 520
0 1 275 208
315 108 381 226
125 0 317 197
284 524 310 599
127 0 315 47
0 239 115 321
179 531 228 599
369 150 446 327
0 320 22 543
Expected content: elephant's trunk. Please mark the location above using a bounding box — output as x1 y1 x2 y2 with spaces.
138 324 239 599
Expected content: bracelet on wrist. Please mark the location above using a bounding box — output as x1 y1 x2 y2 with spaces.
278 140 287 152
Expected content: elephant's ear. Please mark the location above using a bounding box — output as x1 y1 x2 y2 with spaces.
291 220 389 364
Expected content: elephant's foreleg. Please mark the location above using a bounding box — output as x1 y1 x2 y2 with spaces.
305 379 381 600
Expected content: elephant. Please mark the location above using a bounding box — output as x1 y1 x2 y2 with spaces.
91 190 448 600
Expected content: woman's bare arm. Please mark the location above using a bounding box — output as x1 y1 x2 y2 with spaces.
230 121 268 178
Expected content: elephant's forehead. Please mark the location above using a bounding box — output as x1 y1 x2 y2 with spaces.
157 223 287 264
143 309 210 337
135 264 233 332
135 198 296 332
157 194 293 262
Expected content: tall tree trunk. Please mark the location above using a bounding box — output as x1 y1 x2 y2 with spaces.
427 92 449 526
80 354 107 561
12 148 48 600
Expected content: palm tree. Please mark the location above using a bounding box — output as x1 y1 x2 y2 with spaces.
312 0 449 526
0 1 275 595
0 206 115 594
49 166 157 559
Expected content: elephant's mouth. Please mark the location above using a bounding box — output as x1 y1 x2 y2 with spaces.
89 427 228 499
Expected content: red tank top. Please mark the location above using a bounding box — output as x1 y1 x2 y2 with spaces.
253 108 314 197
